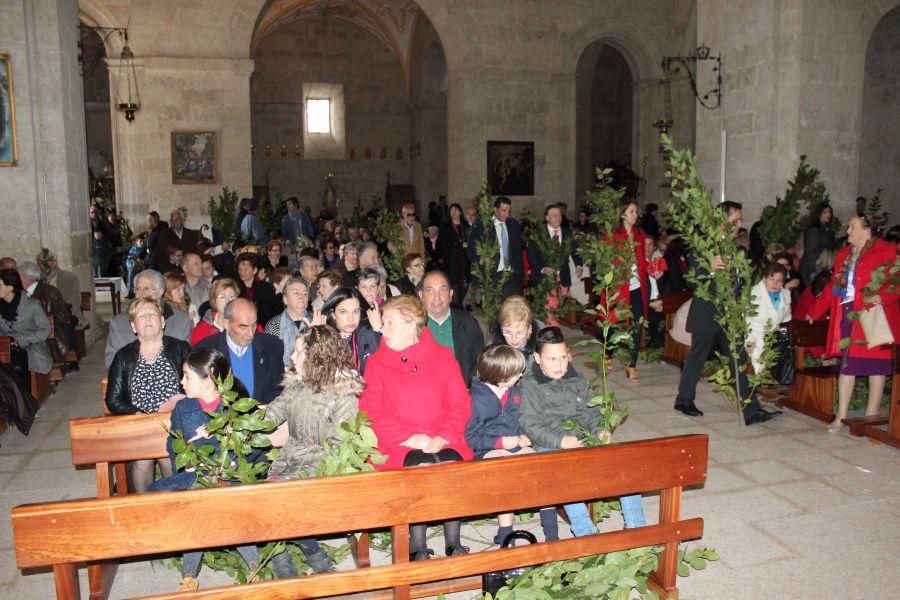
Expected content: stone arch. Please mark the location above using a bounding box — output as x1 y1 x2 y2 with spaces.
78 0 123 55
561 22 660 85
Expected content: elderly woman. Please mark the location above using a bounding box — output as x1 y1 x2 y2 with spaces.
322 287 380 375
746 263 792 375
265 239 288 271
356 266 381 311
235 252 279 326
312 270 341 312
105 296 191 491
359 295 473 560
809 214 899 433
0 269 52 378
191 278 242 346
395 253 425 296
489 295 543 365
265 277 318 367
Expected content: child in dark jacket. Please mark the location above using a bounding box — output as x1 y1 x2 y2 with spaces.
519 326 647 535
465 344 560 545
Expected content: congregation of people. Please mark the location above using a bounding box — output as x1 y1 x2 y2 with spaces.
1 189 896 590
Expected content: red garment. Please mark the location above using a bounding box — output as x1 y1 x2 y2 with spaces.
359 327 473 470
606 226 649 322
793 288 826 357
809 239 899 360
190 312 263 347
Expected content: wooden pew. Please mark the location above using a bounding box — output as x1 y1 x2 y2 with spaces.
15 434 708 600
0 336 52 404
69 413 371 599
780 320 837 423
662 292 691 367
844 345 900 449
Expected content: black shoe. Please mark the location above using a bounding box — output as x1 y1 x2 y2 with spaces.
409 548 434 561
304 549 335 574
745 409 783 426
271 550 298 579
674 403 703 416
445 544 470 557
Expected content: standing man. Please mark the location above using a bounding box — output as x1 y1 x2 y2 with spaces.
195 298 284 404
527 203 583 324
419 270 484 387
467 196 523 299
281 197 315 245
154 209 200 273
674 201 782 426
398 203 426 258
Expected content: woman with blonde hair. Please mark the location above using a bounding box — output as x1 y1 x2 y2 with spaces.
190 278 261 346
164 271 198 325
490 295 543 361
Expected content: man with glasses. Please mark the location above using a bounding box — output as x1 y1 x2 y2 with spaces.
399 203 425 258
419 270 484 387
104 269 193 368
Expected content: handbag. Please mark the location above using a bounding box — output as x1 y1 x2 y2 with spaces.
482 530 539 597
771 327 794 386
858 303 895 349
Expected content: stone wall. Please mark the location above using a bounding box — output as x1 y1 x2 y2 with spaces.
250 16 411 218
859 5 900 214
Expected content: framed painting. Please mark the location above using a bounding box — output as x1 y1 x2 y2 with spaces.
487 140 534 196
0 54 18 167
171 131 217 184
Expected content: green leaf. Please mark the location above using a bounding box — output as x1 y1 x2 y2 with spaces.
232 397 259 413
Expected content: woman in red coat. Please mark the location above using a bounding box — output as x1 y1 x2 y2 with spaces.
613 199 649 382
809 215 899 433
358 295 473 561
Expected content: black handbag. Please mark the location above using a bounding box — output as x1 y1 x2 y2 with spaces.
771 327 795 386
481 530 539 597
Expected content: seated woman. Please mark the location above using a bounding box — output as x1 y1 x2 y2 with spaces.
322 287 380 375
356 267 382 312
264 277 317 368
235 252 279 326
265 239 289 273
106 296 191 491
0 268 52 380
373 264 401 299
259 325 364 576
489 295 542 366
311 270 341 312
359 295 473 560
746 263 792 375
191 278 241 346
394 253 425 296
164 271 199 326
150 347 261 590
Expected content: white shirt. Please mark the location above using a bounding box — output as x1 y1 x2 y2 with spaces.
493 217 509 271
226 332 250 358
25 281 38 297
546 224 562 243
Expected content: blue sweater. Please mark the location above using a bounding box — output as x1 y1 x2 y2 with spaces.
229 346 255 399
465 378 525 459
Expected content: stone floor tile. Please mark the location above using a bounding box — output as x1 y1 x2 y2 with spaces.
732 458 807 485
767 478 854 511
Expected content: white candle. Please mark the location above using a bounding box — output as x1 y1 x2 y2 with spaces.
720 129 727 203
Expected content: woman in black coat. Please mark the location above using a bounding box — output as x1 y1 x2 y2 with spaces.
437 203 471 305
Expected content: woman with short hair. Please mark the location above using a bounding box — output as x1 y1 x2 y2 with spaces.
359 295 473 560
490 295 542 363
265 277 319 367
191 278 242 346
0 268 52 378
235 252 279 325
395 253 425 296
746 262 792 375
312 270 341 311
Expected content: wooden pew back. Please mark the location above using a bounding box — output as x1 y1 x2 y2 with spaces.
784 319 837 422
15 435 708 600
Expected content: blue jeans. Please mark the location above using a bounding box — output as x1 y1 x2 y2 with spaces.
536 447 647 534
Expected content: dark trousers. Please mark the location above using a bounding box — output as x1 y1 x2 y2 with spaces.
628 288 644 367
498 270 522 301
675 327 761 418
403 449 464 553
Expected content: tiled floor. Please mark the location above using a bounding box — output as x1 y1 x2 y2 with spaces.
1 318 899 599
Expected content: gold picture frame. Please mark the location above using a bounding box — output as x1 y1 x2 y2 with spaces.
171 131 217 184
0 53 18 167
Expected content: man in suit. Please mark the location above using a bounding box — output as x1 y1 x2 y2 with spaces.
467 196 524 299
153 209 200 273
105 269 193 368
195 298 284 404
19 261 74 359
673 201 782 426
419 270 484 387
398 203 426 258
527 203 584 323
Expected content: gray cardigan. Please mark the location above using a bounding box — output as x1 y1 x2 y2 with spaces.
0 294 52 374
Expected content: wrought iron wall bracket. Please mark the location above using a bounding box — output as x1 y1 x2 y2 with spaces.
661 44 722 110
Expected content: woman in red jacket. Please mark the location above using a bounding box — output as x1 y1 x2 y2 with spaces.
809 215 899 433
613 199 649 382
359 295 473 561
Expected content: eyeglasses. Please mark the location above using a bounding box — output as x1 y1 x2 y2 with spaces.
403 212 416 217
501 330 530 340
216 294 238 302
135 286 159 294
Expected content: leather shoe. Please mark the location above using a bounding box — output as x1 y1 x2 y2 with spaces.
745 409 783 426
674 403 703 417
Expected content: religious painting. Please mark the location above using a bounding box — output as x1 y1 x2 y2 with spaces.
171 131 217 184
0 54 18 167
487 141 534 196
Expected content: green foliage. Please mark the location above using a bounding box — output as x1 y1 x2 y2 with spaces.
759 156 832 249
208 187 241 244
314 411 386 476
866 190 890 231
477 545 719 600
373 205 405 281
525 210 577 323
470 180 511 324
661 134 768 420
169 374 277 488
258 193 282 239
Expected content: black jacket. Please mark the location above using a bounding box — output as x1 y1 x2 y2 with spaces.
194 331 284 404
105 336 191 415
467 216 524 276
394 275 418 296
448 307 484 387
437 221 470 287
347 325 381 376
465 378 525 458
240 279 280 326
526 225 582 288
